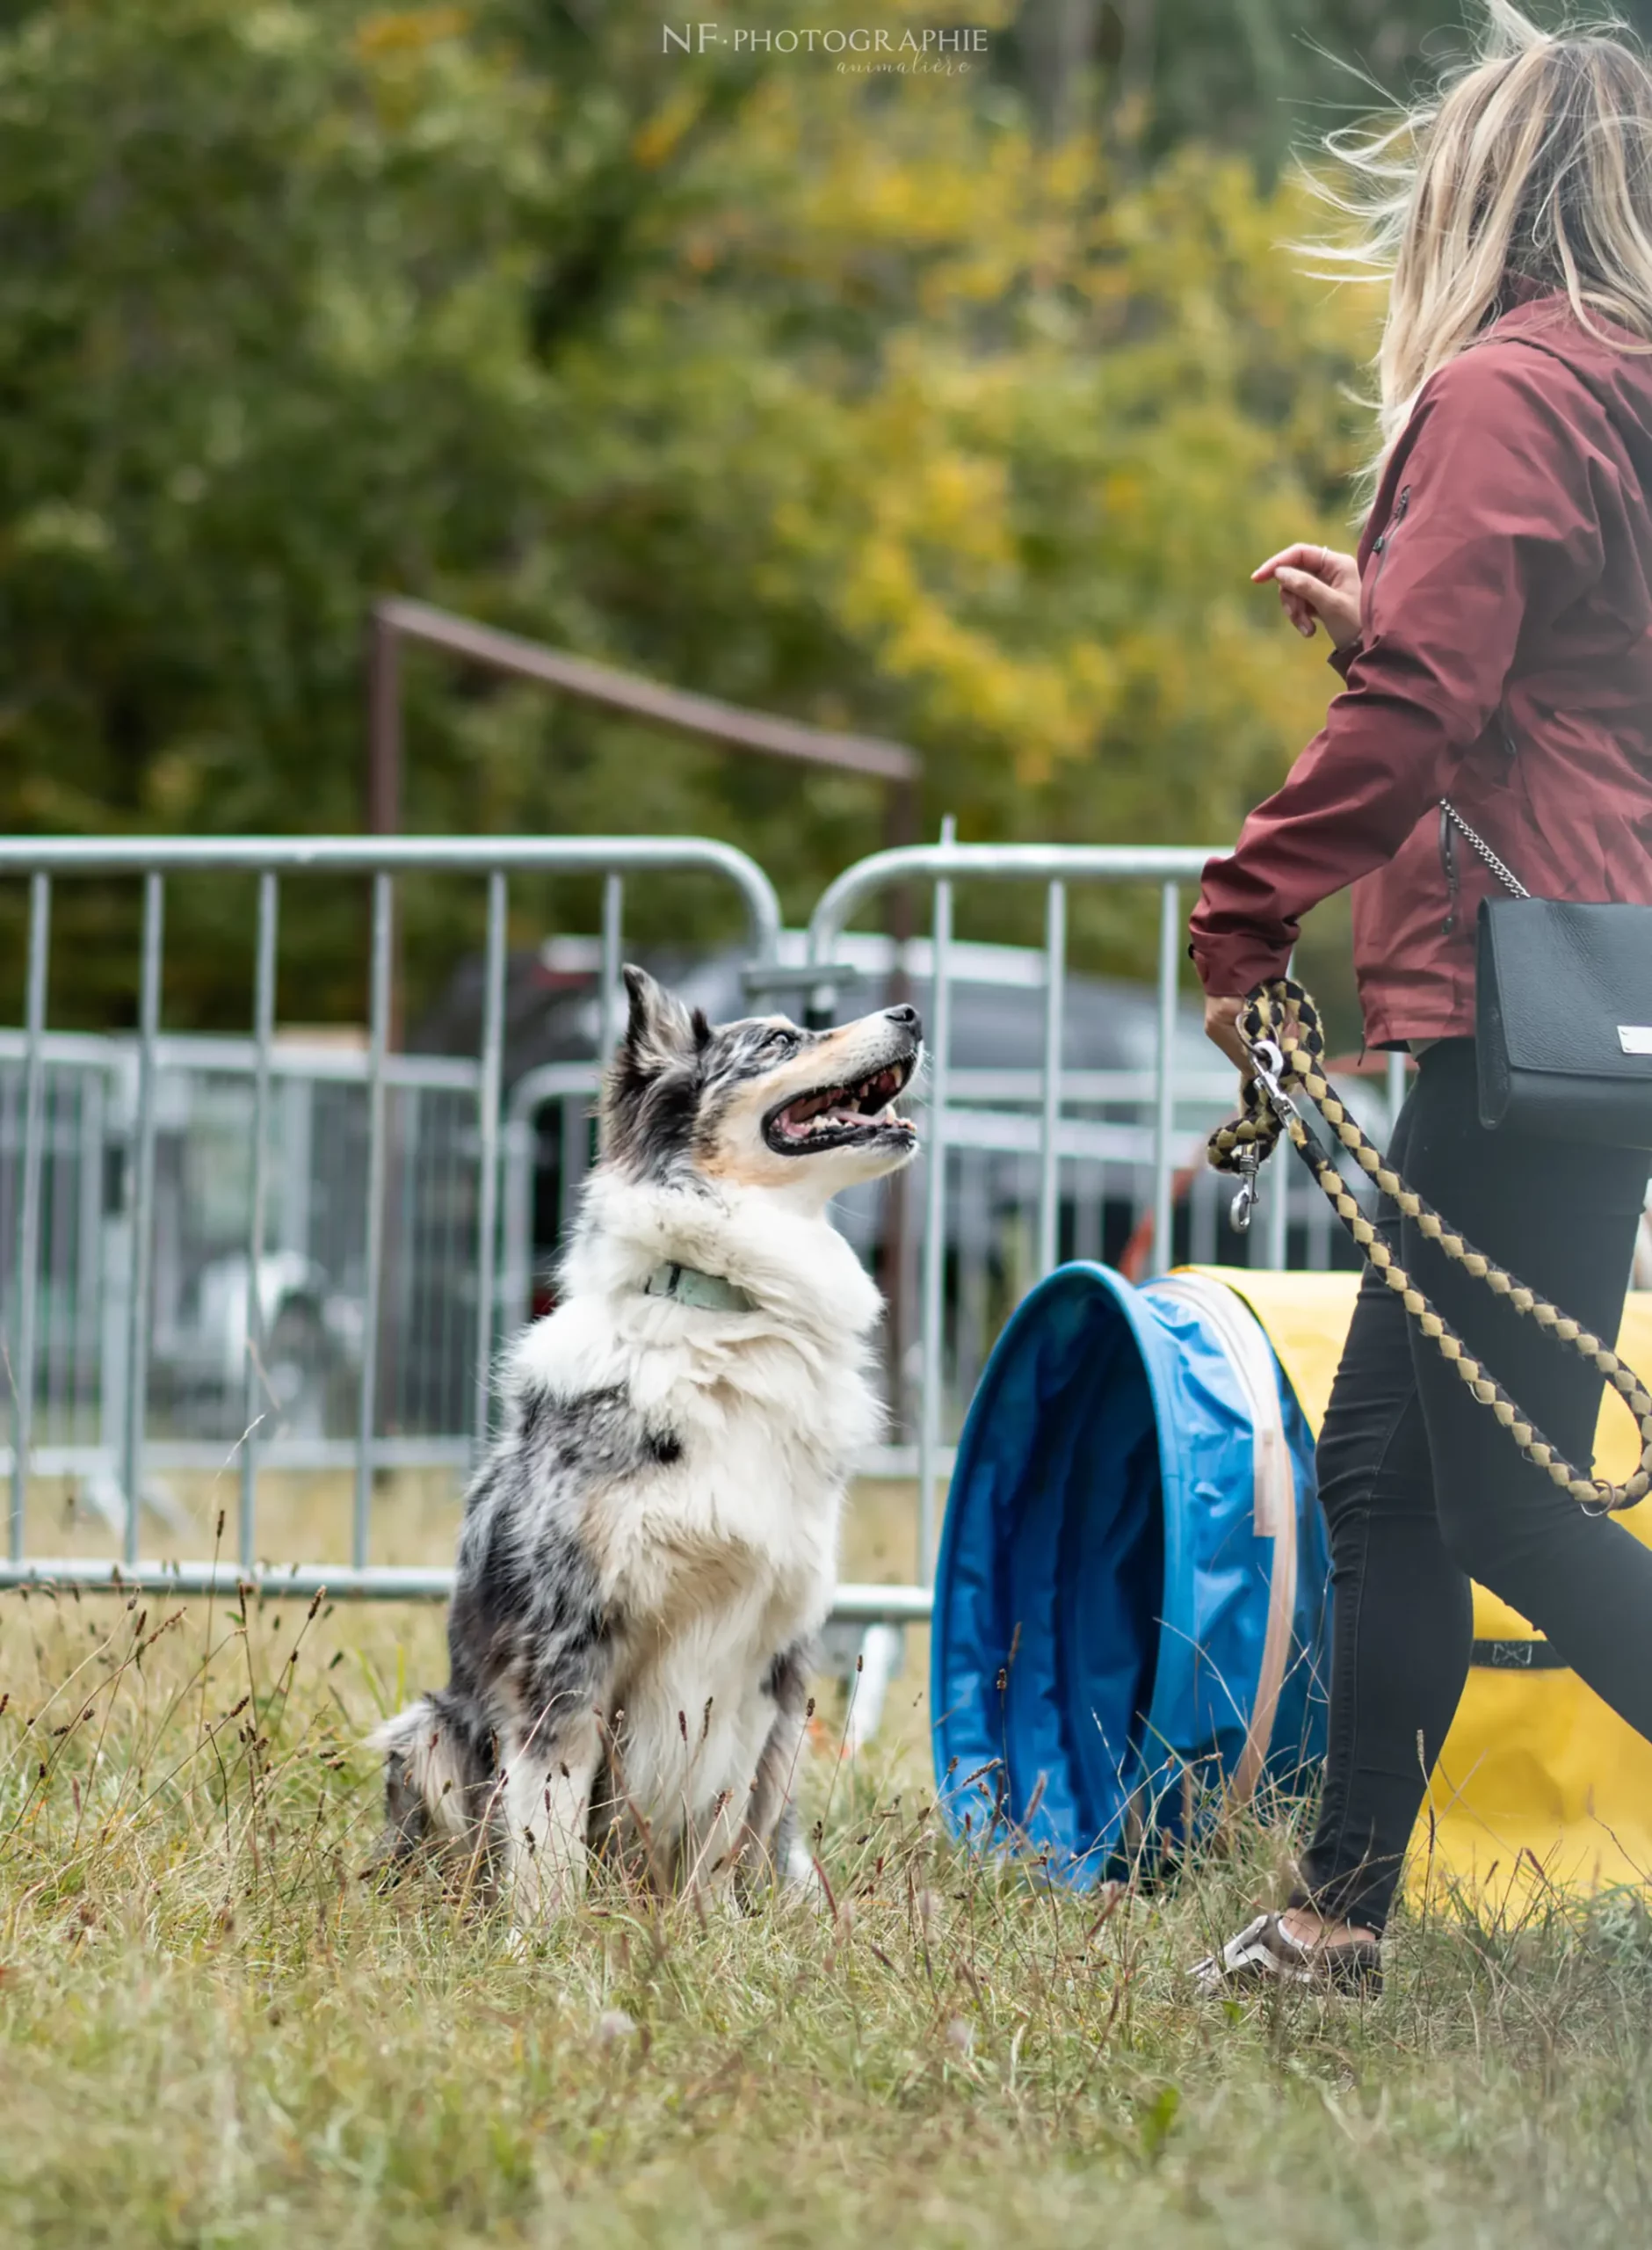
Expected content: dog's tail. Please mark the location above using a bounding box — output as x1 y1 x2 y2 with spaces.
366 1691 495 1874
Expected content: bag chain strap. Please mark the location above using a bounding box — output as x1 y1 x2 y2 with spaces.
1207 978 1652 1516
1440 796 1530 900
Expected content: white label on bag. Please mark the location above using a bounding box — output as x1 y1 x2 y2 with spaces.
1619 1027 1652 1056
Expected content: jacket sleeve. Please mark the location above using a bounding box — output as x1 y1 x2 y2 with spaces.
1188 345 1603 997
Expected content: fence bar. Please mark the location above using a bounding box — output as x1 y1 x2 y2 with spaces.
1036 881 1067 1279
1149 882 1180 1279
76 1071 103 1441
1387 1048 1409 1135
501 1115 533 1335
353 874 393 1571
599 873 624 1064
0 1557 938 1618
1264 1122 1290 1269
0 1027 1243 1114
807 841 1214 968
498 1060 605 1331
121 874 164 1564
0 837 781 970
473 871 508 1461
239 873 279 1569
1254 947 1294 1270
917 817 957 1581
11 874 50 1561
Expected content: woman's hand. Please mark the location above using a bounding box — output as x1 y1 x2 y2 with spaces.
1204 996 1251 1072
1253 542 1362 650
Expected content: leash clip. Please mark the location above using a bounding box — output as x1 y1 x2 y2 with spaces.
1246 1037 1293 1118
1228 1144 1261 1234
1227 1034 1295 1238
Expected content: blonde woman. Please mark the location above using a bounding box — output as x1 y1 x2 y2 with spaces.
1190 7 1652 1989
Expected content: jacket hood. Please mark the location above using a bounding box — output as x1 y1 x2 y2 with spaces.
1486 288 1652 491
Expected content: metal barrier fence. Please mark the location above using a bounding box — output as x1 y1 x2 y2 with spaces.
490 974 1282 1440
1 829 1402 1624
806 831 1409 1579
0 837 779 1597
0 1029 519 1472
808 832 1205 1575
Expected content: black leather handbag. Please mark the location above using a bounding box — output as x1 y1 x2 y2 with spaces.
1443 800 1652 1148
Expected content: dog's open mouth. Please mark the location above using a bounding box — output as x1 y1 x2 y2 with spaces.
764 1053 918 1155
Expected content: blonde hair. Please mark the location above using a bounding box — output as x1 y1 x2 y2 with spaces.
1312 3 1652 475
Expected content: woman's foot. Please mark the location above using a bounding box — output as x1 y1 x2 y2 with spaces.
1279 1905 1378 1952
1191 1909 1382 1996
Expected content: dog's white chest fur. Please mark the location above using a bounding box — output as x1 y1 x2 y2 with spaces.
576 1399 841 1829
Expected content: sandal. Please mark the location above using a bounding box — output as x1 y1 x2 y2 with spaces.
1192 1912 1382 1997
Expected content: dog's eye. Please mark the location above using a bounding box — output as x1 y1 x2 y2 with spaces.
764 1027 796 1053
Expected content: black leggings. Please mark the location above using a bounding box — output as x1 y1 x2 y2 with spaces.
1298 1038 1652 1934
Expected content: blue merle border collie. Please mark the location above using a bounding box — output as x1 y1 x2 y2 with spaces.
372 966 921 1926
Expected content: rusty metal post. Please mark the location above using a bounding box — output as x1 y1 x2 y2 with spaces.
881 776 921 1432
365 605 405 1442
366 604 404 1049
361 596 925 1431
368 597 918 788
367 606 402 839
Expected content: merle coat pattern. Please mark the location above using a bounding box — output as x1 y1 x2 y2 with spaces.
373 966 921 1922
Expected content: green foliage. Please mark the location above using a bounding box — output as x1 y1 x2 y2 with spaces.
0 0 1387 1026
0 0 576 1019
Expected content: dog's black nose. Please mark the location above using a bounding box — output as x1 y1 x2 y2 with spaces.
884 1004 921 1032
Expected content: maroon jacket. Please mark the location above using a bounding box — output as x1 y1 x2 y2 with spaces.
1190 288 1652 1046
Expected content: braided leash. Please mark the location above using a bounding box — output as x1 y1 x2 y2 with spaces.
1206 978 1652 1516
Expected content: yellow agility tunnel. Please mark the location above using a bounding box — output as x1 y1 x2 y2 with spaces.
1225 1270 1652 1909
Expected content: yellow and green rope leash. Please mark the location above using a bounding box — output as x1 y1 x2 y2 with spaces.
1207 978 1652 1516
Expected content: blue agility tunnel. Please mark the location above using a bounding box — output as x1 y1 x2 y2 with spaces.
931 1265 1330 1882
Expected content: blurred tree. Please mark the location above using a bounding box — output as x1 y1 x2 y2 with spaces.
1093 0 1470 163
1014 1 1652 170
1015 0 1105 138
0 0 1386 1032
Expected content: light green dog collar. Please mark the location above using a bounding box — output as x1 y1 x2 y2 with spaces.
643 1261 757 1314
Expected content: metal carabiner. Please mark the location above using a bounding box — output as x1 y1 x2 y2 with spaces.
1246 1036 1292 1120
1228 1143 1261 1234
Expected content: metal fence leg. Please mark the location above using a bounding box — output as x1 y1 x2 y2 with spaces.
917 817 955 1583
559 1094 586 1246
473 871 507 1462
121 874 163 1563
1036 881 1066 1279
600 874 624 1065
1264 1135 1290 1269
1387 1048 1409 1136
1150 881 1179 1278
76 1065 103 1446
354 873 393 1571
240 871 278 1571
11 874 49 1561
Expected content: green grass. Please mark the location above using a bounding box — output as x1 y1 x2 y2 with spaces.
4 1577 1652 2248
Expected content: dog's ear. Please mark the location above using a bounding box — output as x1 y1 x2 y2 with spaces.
602 968 706 1175
620 965 699 1063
